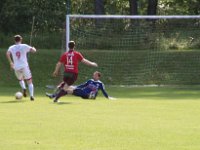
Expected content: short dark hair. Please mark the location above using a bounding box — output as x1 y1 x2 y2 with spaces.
96 71 101 78
68 41 75 49
14 35 22 42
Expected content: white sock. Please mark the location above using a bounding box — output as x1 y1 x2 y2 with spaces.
19 80 26 90
28 83 34 97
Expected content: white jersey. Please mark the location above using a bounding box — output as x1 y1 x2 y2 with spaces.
8 44 31 70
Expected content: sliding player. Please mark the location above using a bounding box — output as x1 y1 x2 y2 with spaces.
6 35 36 101
46 71 115 102
52 40 98 101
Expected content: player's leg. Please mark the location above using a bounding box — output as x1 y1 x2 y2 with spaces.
15 69 27 97
53 84 68 102
26 79 34 100
57 81 65 89
46 84 76 99
53 72 77 102
24 66 34 101
46 81 65 98
73 88 89 99
19 80 27 97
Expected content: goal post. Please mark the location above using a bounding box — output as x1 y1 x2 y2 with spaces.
66 15 200 86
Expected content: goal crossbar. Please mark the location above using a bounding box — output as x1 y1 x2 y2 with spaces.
67 15 200 19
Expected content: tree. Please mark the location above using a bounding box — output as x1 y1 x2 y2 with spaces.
94 0 105 26
147 0 158 15
158 0 200 15
32 0 66 32
95 0 105 15
129 0 138 15
0 0 32 33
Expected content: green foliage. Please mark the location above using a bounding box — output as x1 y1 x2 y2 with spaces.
104 0 130 14
0 33 13 48
0 0 66 34
0 0 32 33
0 31 64 49
71 0 94 14
1 0 200 35
158 0 200 15
32 0 66 32
30 32 64 49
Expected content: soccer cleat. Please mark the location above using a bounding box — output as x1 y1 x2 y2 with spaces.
46 92 55 99
53 99 58 103
53 98 61 103
23 89 27 97
30 96 34 101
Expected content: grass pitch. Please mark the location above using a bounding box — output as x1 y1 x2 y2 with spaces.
1 86 200 150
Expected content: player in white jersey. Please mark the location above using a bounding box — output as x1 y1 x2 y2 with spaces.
6 35 36 101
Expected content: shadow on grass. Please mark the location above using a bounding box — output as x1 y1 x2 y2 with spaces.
0 100 26 103
108 86 200 100
50 102 73 105
56 102 73 105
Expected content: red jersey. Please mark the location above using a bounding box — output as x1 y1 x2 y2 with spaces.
59 50 84 73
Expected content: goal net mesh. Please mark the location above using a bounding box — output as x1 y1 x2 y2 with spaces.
67 15 200 86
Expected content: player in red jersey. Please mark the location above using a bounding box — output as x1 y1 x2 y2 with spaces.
52 41 98 102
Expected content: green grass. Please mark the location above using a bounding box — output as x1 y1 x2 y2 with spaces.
1 86 200 150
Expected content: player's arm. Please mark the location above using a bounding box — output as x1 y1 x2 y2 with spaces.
99 83 109 98
81 58 98 67
53 54 65 77
76 80 89 89
53 62 62 77
6 51 14 69
30 47 36 53
100 83 116 100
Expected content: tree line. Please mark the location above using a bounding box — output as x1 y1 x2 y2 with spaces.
0 0 199 34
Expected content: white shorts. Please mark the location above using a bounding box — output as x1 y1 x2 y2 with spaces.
15 66 32 80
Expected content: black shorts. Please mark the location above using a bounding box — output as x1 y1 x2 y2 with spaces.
63 72 78 86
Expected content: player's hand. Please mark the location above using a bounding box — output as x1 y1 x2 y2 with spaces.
108 96 117 100
30 47 37 52
10 62 14 70
52 71 58 77
93 62 98 67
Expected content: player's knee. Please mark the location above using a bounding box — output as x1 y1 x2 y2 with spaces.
63 84 70 90
26 78 32 84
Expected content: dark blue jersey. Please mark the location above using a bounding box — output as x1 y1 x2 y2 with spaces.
73 79 108 99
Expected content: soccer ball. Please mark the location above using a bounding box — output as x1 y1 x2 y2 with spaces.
15 92 23 100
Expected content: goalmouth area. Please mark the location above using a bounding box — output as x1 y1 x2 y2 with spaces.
66 15 200 86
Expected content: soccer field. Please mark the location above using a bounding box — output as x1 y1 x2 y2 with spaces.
1 86 200 150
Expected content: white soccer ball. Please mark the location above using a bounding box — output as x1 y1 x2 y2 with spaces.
15 92 23 100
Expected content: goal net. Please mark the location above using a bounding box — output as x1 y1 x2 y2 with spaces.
66 15 200 86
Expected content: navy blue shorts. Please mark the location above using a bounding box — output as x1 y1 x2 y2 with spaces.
73 88 89 99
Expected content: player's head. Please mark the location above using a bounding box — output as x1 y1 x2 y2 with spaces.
93 71 101 80
14 35 22 43
68 41 75 49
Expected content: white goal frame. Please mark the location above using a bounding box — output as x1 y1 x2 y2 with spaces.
66 15 200 51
